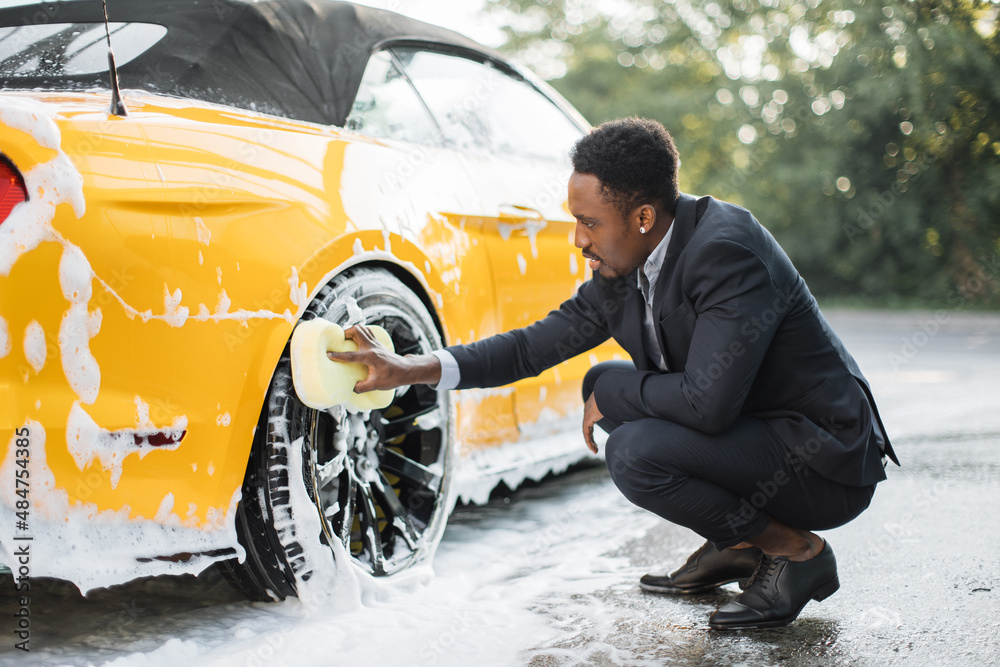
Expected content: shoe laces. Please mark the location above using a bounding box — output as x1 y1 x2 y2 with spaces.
744 554 782 596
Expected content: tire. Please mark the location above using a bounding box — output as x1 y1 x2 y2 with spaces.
222 267 453 601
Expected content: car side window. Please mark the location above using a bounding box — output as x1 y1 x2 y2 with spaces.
345 50 443 146
392 48 583 164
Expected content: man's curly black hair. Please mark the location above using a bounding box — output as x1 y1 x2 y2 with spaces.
570 117 680 218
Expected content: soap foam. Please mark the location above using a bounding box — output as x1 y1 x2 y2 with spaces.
58 244 102 404
65 401 186 488
194 216 211 245
215 288 232 316
23 319 47 373
163 285 190 327
288 266 307 310
0 315 10 357
0 422 244 593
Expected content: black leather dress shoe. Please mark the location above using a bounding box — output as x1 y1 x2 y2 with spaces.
708 540 840 630
640 541 763 595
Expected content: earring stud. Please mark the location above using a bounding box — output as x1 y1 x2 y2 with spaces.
639 227 646 234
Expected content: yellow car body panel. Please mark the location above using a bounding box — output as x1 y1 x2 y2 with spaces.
0 89 622 587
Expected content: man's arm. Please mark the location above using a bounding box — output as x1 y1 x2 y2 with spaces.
594 239 785 434
330 280 612 393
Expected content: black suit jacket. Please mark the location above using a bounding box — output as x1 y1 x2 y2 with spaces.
448 193 898 487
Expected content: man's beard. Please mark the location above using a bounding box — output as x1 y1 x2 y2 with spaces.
593 267 628 290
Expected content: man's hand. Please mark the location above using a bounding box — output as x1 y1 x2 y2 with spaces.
327 324 442 392
582 392 604 454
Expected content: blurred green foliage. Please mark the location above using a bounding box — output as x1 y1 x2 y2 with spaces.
487 0 1000 308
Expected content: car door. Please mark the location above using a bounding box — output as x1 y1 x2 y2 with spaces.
394 47 620 436
343 49 522 450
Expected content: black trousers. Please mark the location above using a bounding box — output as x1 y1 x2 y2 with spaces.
584 361 876 548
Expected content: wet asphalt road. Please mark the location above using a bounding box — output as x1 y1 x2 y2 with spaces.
2 309 999 666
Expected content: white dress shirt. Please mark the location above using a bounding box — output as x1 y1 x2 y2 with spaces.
431 347 461 390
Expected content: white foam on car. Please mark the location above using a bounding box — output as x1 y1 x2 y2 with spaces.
215 288 231 316
65 400 187 489
162 286 190 327
288 266 307 308
0 96 285 590
0 98 86 276
0 314 10 357
23 319 47 373
0 422 244 593
59 243 103 403
452 428 603 505
194 216 211 245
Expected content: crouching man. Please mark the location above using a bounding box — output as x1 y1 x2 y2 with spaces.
329 117 898 630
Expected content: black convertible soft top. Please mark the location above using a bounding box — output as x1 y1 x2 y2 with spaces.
0 0 494 126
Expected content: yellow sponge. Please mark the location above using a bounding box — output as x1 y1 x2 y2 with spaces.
290 318 395 412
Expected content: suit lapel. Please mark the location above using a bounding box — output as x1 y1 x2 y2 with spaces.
653 193 699 307
651 193 704 362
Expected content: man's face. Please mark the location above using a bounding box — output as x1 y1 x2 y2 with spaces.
568 172 648 284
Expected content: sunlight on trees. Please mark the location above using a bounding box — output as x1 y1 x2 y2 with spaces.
487 0 1000 307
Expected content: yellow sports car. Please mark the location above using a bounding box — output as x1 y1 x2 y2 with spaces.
0 0 621 599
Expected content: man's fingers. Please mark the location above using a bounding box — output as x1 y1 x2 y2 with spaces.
341 325 364 345
327 350 361 363
583 423 597 454
354 324 376 343
582 393 601 453
343 324 381 349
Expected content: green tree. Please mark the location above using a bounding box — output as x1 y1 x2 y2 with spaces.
488 0 1000 307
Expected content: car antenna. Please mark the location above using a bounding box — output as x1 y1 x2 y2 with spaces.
102 0 128 116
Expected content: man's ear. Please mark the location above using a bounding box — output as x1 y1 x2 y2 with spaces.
636 204 656 232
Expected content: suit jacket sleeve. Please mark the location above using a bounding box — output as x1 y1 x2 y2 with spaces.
594 239 784 434
446 279 611 390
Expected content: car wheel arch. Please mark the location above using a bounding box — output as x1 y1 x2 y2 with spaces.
295 236 451 344
233 252 450 465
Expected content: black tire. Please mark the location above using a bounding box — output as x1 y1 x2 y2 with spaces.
222 268 453 601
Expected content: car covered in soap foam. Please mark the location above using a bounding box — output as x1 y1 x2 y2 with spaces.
0 0 622 598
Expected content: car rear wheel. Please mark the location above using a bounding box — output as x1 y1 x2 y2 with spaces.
223 267 453 601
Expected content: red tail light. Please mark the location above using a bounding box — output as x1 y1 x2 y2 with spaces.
0 157 28 225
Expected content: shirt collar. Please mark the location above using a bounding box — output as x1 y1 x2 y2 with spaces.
638 222 675 299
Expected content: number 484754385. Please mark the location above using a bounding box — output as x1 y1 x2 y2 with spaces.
14 427 30 521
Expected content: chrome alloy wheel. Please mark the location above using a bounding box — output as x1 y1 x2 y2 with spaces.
225 268 452 599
